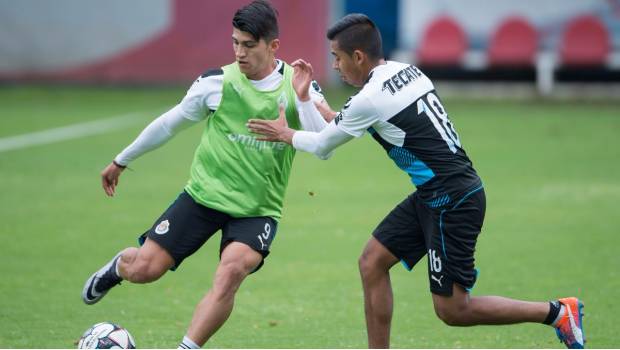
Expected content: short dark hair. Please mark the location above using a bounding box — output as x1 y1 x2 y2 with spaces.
232 0 279 42
327 13 383 61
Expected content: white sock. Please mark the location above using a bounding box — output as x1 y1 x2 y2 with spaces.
551 304 566 327
178 335 200 349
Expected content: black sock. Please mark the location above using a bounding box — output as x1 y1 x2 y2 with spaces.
543 301 560 325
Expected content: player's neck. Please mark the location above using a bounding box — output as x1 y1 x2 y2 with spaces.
247 59 278 81
367 59 387 75
357 59 386 86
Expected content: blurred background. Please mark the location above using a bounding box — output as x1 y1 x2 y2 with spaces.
1 1 619 348
0 0 620 97
1 0 620 97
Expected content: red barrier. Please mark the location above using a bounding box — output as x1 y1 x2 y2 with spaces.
4 0 328 84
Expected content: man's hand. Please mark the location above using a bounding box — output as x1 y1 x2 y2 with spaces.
291 59 313 102
247 105 296 144
314 99 338 122
101 162 125 197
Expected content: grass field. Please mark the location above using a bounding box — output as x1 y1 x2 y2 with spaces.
0 85 618 348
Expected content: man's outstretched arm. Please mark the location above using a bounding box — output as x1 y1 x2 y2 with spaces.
247 105 353 160
249 89 380 159
101 105 199 196
292 122 353 160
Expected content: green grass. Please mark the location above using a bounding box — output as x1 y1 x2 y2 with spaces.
0 85 618 348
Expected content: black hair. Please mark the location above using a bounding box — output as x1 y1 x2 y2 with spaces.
232 0 279 42
326 13 383 61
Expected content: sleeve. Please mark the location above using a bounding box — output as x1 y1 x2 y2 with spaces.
296 99 328 132
178 69 224 121
333 94 380 138
308 80 324 101
291 121 354 160
295 80 328 132
114 105 199 166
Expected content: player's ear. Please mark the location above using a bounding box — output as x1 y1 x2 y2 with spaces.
352 49 365 66
268 38 280 53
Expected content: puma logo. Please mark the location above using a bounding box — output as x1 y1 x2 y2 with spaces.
431 274 444 287
566 304 584 344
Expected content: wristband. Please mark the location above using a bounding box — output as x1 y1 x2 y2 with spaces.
112 160 127 169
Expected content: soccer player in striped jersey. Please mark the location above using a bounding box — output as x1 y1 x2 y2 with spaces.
81 1 329 348
248 14 585 349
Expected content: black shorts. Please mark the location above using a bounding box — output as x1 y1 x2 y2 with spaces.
373 186 485 296
138 191 277 272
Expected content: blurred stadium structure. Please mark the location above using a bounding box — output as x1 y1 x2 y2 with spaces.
1 0 619 98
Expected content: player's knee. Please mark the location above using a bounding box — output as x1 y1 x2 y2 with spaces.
358 253 372 276
358 250 383 278
433 303 466 327
120 247 139 262
212 262 248 299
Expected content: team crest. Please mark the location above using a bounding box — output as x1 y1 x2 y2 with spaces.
155 219 170 235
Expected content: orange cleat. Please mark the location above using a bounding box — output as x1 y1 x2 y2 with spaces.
555 297 585 349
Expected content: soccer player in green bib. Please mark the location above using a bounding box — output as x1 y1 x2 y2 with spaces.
81 1 329 348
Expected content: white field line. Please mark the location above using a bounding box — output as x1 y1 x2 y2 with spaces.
0 112 147 152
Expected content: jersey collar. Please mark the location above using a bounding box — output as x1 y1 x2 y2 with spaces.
364 61 389 85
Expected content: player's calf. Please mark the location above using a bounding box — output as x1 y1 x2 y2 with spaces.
121 256 168 283
118 239 175 283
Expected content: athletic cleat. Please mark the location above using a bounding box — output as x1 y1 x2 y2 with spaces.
82 252 123 305
554 297 585 349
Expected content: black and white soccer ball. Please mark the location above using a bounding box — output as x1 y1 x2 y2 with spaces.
78 322 136 349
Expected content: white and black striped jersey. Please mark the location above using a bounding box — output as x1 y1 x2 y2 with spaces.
335 61 481 205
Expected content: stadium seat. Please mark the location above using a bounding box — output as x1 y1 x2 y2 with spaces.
537 14 611 95
488 17 538 67
417 16 467 66
560 15 610 66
